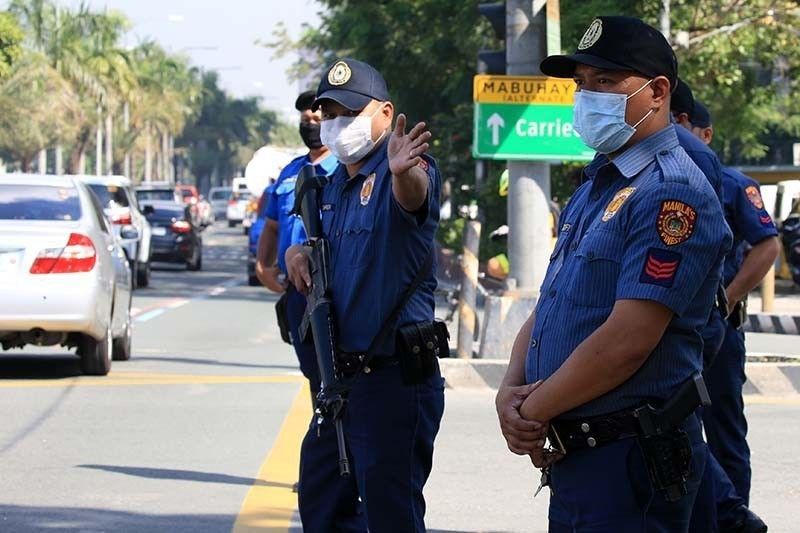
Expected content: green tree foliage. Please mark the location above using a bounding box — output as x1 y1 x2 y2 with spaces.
0 11 24 80
177 71 285 191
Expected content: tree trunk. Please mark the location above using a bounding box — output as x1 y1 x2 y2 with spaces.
38 149 47 174
105 113 113 175
68 127 91 174
144 122 152 182
123 102 131 179
95 108 103 176
21 157 33 172
162 130 169 183
78 150 86 174
55 144 64 175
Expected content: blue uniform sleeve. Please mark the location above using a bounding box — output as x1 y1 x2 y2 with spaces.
390 154 440 227
615 182 731 315
265 183 279 221
731 178 778 245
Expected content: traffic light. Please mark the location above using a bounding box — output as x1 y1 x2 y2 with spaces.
477 2 506 74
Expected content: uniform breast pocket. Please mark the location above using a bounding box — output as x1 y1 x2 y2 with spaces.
565 231 623 308
339 211 375 269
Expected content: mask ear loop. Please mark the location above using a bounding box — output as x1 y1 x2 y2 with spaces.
627 79 656 129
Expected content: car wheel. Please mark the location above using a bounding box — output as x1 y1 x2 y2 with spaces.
136 261 150 288
228 220 235 228
243 226 249 236
79 322 112 376
112 308 132 361
130 259 139 290
248 274 260 286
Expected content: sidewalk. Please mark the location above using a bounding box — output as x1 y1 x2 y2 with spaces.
745 279 800 335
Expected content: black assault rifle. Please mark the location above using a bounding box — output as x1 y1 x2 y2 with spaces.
293 165 350 478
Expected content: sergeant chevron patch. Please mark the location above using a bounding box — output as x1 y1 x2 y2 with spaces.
640 248 682 288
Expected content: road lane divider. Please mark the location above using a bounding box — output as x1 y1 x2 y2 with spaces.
233 382 310 533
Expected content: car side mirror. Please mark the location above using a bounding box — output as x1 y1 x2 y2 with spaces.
142 205 155 215
120 225 140 240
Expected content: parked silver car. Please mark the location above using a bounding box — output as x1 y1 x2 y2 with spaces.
76 175 152 288
0 174 133 375
208 186 232 220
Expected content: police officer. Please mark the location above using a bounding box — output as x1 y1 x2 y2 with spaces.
495 16 732 530
285 58 444 532
681 100 778 533
255 90 338 395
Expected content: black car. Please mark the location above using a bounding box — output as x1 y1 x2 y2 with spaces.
140 200 202 271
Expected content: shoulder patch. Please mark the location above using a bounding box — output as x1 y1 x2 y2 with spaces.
657 200 697 246
640 248 682 287
745 185 764 209
760 214 774 227
602 187 636 222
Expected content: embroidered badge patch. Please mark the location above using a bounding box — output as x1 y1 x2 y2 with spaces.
360 173 376 206
640 248 682 288
602 187 636 222
745 186 764 209
328 61 351 86
578 19 603 50
760 214 773 226
657 200 697 246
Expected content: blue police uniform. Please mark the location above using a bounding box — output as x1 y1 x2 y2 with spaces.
703 168 777 503
298 138 444 532
265 153 337 388
527 126 732 530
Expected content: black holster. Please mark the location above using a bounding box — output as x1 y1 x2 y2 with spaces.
275 292 292 345
396 321 450 385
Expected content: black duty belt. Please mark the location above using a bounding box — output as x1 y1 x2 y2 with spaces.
336 352 399 375
549 408 641 453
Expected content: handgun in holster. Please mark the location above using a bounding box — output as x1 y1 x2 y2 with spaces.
633 373 712 502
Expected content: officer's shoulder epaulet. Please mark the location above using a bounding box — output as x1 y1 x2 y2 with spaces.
654 145 704 187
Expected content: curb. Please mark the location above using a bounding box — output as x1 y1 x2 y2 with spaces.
440 358 800 397
744 313 800 335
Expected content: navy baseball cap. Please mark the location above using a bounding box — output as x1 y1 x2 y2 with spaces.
312 58 390 111
540 16 678 90
692 101 712 128
294 90 316 112
671 79 695 117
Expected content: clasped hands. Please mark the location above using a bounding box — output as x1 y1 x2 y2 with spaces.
495 381 563 469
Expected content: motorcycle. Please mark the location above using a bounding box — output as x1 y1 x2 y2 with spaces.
780 213 800 286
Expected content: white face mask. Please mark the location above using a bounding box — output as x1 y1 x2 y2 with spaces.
572 79 655 154
320 105 385 164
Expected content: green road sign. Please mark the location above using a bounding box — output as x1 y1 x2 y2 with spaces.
473 102 595 161
472 75 595 162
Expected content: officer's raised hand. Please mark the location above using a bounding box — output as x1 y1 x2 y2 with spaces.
387 114 432 212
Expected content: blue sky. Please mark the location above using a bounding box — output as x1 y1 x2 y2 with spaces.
51 0 324 120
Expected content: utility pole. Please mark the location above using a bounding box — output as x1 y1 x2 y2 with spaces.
660 0 671 40
506 0 551 291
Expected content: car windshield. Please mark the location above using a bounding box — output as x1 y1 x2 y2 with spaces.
231 192 251 202
88 183 130 208
180 189 193 198
210 190 230 200
0 184 82 221
137 190 175 202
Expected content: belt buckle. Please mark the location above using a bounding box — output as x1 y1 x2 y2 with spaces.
547 425 568 456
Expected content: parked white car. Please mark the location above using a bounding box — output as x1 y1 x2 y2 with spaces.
0 174 133 375
75 175 152 288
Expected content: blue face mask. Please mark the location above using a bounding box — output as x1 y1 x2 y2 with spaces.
573 79 655 154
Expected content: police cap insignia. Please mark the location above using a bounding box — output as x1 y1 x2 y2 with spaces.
328 61 352 86
602 187 636 222
657 200 697 246
578 19 603 50
745 185 764 209
640 248 682 287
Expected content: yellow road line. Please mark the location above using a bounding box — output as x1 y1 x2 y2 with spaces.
0 374 303 389
233 381 310 532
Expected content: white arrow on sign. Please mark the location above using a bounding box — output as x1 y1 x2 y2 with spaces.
487 113 505 146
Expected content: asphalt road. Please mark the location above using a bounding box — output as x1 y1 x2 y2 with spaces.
1 223 797 533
